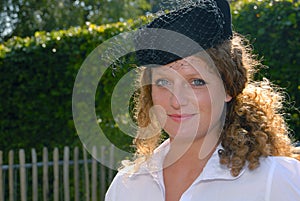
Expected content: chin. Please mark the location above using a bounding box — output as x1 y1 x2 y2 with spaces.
167 130 208 142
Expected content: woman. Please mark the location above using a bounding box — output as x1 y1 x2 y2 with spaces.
105 0 300 200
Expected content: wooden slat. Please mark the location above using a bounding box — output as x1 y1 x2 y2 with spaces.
43 147 49 201
108 145 114 182
1 145 115 201
19 149 27 201
8 150 14 201
74 147 79 201
91 146 97 201
63 147 70 201
100 146 106 200
83 148 90 201
31 149 38 201
53 148 59 201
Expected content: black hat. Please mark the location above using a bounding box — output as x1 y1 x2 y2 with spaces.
134 0 232 66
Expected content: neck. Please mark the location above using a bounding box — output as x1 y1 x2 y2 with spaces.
164 133 219 168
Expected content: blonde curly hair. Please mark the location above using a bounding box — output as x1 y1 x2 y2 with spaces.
132 33 299 176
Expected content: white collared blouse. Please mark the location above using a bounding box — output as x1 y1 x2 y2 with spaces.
105 140 300 201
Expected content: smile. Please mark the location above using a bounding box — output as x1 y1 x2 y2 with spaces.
167 114 196 122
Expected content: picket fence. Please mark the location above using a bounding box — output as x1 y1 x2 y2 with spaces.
0 145 299 201
0 146 116 201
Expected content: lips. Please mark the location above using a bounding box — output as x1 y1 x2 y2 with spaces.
168 114 195 122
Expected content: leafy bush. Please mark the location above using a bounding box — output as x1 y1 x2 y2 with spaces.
0 20 147 155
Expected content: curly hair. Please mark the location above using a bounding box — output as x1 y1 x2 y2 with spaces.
132 33 299 176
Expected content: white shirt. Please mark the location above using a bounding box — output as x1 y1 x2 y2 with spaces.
105 140 300 201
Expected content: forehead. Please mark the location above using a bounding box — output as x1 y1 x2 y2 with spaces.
151 56 217 76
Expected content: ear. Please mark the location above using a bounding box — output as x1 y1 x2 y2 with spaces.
225 94 232 102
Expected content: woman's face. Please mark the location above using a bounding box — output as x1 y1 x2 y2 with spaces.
151 55 232 141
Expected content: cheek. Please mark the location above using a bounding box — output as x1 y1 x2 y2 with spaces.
151 90 160 105
151 88 168 122
194 88 226 124
152 88 168 106
151 95 160 107
194 91 212 111
208 90 228 124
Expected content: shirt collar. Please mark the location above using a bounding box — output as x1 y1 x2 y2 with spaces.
199 144 246 181
144 139 246 181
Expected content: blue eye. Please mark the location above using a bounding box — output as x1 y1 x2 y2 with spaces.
191 79 206 86
155 79 170 87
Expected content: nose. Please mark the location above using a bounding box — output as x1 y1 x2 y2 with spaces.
169 84 189 109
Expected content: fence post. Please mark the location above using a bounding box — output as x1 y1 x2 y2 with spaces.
19 149 27 201
63 147 70 201
0 151 3 201
100 146 106 200
74 147 79 201
53 148 59 201
8 150 14 201
91 146 97 201
31 149 38 201
43 147 49 201
108 145 115 182
83 148 90 201
2 145 115 201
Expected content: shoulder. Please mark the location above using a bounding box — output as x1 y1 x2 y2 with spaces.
259 156 300 181
265 156 300 177
261 156 300 201
104 170 133 201
105 165 160 201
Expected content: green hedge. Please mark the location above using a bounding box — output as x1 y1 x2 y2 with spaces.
0 0 299 155
0 19 148 154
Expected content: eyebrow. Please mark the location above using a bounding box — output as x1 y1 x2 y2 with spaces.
151 70 204 79
184 73 203 78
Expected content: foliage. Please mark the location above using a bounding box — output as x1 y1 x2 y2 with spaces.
0 19 148 155
0 0 152 42
231 0 300 141
0 0 299 156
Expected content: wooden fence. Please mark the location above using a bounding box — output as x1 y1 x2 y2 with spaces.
0 146 116 201
0 145 299 201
